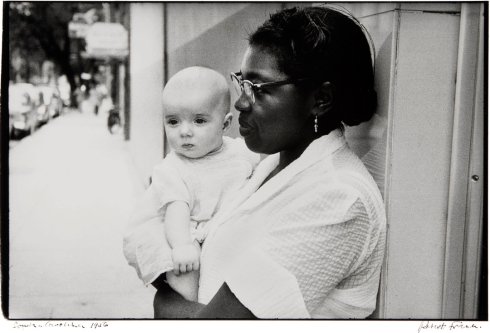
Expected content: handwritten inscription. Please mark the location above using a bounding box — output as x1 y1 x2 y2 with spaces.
12 321 109 330
419 321 482 333
90 322 109 329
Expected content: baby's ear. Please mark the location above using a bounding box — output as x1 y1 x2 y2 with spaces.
223 112 233 131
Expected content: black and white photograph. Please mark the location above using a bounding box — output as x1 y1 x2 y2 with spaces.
1 1 487 329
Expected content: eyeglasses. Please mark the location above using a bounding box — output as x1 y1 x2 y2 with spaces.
230 71 309 104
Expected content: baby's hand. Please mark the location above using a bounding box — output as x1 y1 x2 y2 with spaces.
171 242 201 275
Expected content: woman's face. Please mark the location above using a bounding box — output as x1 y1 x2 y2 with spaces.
234 46 314 154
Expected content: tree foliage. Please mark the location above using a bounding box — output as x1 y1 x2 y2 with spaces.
9 2 102 99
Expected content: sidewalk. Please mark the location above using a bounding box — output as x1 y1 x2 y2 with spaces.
9 111 154 319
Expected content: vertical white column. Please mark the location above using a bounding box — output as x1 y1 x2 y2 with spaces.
129 3 165 185
460 3 485 319
442 2 484 319
383 6 461 318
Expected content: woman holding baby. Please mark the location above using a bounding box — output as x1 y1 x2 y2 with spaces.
124 5 386 319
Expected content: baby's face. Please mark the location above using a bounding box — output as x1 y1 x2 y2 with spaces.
164 96 227 159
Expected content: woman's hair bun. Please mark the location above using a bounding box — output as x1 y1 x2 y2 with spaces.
341 88 378 126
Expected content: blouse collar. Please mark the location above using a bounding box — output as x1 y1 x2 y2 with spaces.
241 129 346 208
202 129 347 243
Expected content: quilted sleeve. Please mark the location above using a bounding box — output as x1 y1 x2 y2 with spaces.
264 196 374 314
221 182 377 318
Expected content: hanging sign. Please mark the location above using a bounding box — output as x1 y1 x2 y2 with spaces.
85 23 128 59
68 21 89 38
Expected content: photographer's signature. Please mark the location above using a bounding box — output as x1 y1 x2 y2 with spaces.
419 321 482 333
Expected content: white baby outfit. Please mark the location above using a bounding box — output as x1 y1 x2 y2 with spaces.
123 136 260 284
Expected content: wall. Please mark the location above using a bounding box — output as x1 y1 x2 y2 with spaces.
128 3 165 185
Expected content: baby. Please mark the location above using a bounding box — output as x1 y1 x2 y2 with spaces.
128 66 259 301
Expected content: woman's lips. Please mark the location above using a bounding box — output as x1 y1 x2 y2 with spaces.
238 119 253 136
239 126 252 136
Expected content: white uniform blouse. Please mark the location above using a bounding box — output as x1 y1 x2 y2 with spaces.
198 130 386 318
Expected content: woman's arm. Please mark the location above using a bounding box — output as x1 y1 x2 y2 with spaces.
195 283 256 318
152 275 256 319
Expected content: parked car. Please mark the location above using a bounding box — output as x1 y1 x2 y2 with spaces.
9 83 39 138
38 85 63 119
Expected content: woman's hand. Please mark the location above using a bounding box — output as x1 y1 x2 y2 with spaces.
152 276 256 319
153 276 204 318
171 242 201 274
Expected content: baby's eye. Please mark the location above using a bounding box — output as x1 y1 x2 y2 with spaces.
195 118 207 124
166 119 179 126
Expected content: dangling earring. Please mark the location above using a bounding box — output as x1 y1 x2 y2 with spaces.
314 115 318 133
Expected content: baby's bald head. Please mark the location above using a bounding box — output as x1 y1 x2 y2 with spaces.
162 67 233 159
162 66 230 116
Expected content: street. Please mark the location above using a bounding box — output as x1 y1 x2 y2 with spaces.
8 110 154 319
